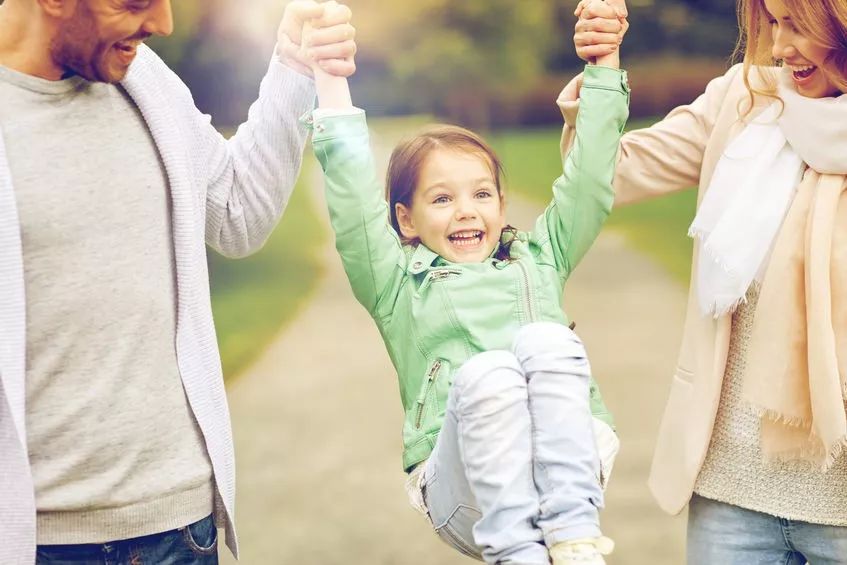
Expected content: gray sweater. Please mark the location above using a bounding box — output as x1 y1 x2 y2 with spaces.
0 63 215 545
0 46 315 563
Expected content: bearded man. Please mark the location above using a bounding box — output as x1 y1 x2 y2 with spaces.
0 1 356 563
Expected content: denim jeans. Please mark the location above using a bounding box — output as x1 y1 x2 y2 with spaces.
688 495 847 565
421 322 615 565
35 515 218 565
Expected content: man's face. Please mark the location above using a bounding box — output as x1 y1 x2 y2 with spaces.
51 0 173 83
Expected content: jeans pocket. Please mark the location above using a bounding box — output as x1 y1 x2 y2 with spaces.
433 504 482 559
182 515 218 556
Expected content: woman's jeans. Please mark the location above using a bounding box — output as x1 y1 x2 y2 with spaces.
35 515 218 564
688 495 847 565
421 322 618 565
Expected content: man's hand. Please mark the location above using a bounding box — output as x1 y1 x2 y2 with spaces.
573 0 629 65
277 0 357 78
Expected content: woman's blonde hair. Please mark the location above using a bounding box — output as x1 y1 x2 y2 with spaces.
734 0 847 112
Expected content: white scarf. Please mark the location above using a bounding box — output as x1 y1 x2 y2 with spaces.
690 67 847 317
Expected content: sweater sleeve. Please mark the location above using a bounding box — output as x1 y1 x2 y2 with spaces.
151 50 317 258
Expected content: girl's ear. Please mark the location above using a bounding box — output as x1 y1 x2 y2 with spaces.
395 203 418 239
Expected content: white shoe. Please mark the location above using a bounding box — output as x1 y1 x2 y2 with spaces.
549 536 614 565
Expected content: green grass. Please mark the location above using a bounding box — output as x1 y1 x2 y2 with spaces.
488 120 696 284
208 159 327 380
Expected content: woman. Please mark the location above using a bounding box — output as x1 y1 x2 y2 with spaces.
565 0 847 562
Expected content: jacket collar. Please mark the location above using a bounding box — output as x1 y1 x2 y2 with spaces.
407 244 440 275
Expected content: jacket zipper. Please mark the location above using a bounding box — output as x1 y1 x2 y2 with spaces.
418 268 462 294
415 360 443 429
516 259 536 323
429 268 462 282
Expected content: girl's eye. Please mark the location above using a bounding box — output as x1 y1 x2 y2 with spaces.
433 195 450 204
475 190 493 199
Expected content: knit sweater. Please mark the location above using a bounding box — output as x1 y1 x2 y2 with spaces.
0 45 315 563
694 288 847 525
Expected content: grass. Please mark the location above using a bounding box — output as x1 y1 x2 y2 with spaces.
488 119 697 284
208 158 327 380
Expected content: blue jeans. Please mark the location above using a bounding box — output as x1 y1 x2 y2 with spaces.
688 495 847 564
422 322 610 565
35 515 218 564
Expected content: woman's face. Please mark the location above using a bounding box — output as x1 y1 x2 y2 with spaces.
764 0 844 98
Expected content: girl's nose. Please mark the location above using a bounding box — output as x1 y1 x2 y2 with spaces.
455 202 478 220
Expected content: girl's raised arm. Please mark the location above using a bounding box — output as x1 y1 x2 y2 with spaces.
303 9 406 321
533 0 630 277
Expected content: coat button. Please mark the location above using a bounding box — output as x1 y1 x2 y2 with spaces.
413 261 423 269
315 123 326 133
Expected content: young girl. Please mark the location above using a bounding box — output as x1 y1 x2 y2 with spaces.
302 3 629 563
572 0 847 562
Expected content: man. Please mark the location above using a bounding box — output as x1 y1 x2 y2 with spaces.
0 0 356 563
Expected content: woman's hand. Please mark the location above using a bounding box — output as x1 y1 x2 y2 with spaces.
574 0 629 67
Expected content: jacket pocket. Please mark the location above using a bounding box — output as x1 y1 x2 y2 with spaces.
414 359 447 430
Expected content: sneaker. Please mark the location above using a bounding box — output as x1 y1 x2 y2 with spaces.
549 536 614 565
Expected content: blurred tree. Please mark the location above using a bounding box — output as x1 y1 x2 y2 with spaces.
348 0 556 128
0 0 745 127
148 0 277 128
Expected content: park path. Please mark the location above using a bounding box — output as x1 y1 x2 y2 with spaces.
222 142 689 564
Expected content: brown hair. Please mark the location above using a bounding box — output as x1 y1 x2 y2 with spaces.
386 124 518 261
735 0 847 114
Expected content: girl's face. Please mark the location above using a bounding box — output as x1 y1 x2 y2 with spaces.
764 0 844 98
395 148 506 264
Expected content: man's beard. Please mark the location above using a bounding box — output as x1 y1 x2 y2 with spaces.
50 4 114 83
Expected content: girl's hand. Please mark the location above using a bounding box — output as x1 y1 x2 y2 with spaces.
573 0 629 67
278 0 357 78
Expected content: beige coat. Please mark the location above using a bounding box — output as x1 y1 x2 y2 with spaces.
560 63 847 514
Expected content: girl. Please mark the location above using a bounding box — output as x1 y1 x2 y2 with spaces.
302 3 629 562
571 0 847 562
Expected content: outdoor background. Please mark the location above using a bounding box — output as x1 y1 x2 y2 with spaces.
147 1 741 563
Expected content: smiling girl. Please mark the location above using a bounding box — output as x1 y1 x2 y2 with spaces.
569 0 847 562
300 2 629 563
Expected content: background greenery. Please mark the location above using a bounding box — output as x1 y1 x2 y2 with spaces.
148 0 741 128
208 162 326 379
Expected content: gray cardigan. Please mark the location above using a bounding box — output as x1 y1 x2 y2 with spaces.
0 45 315 563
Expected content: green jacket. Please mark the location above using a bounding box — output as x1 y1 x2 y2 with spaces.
310 65 630 471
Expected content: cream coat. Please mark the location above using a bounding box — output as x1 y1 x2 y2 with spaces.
559 63 847 514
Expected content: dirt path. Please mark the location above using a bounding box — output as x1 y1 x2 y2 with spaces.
221 152 689 565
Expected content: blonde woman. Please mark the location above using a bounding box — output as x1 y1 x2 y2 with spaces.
566 0 847 562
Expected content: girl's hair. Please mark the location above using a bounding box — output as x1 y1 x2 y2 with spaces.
386 124 518 261
734 0 847 114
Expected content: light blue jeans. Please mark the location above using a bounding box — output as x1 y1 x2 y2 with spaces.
688 495 847 565
421 322 605 565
